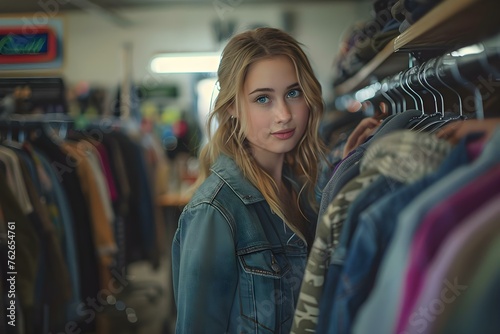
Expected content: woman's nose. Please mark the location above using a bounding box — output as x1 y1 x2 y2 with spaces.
275 100 292 123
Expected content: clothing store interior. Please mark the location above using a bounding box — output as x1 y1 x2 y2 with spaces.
1 0 500 333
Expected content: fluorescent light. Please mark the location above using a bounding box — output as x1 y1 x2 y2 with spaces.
151 52 221 73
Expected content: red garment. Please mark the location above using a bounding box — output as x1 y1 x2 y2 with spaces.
94 141 119 202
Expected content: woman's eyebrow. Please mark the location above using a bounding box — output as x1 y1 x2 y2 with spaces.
248 87 274 95
248 82 300 95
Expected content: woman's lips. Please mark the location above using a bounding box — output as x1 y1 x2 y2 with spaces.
271 129 295 140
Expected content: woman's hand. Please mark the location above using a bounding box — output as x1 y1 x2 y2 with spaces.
435 118 500 144
343 117 381 158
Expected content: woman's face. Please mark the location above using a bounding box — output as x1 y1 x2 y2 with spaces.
241 55 310 166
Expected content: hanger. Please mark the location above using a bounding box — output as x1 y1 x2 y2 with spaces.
426 55 468 133
0 114 73 146
421 61 441 114
380 79 397 114
449 53 485 119
399 65 429 129
423 59 445 115
409 64 437 130
406 66 425 112
477 41 500 78
388 73 407 113
416 59 451 132
435 55 463 115
0 116 31 146
59 121 68 139
404 66 426 123
398 69 418 110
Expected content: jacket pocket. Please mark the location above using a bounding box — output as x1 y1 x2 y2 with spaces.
237 248 293 333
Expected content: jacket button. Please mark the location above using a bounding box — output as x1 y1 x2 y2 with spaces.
271 254 280 273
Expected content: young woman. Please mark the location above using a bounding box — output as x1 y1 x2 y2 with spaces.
172 27 325 334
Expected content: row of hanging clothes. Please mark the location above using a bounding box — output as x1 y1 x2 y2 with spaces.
293 33 500 334
0 113 170 334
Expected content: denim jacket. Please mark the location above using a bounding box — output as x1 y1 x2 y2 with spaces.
172 154 313 334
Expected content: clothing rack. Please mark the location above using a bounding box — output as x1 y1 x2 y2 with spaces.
340 33 500 120
0 111 170 334
0 113 73 126
0 113 138 140
0 77 68 116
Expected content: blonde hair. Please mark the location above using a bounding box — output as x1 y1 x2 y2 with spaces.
196 27 325 243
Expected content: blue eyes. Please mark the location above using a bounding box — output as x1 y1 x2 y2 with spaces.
256 96 270 104
255 89 301 104
287 89 301 98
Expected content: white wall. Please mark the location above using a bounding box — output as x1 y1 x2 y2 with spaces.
62 1 371 106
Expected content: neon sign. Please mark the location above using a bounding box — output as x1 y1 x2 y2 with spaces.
0 26 57 63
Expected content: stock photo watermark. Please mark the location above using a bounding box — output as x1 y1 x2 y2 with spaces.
400 277 467 334
213 0 244 20
5 222 16 327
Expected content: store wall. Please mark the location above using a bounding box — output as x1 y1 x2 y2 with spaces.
63 1 371 107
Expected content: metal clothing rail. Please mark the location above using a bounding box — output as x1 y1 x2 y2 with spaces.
341 33 500 120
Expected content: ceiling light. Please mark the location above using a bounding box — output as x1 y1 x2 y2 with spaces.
150 52 221 73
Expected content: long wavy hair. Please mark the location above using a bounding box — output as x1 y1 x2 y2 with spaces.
196 27 326 243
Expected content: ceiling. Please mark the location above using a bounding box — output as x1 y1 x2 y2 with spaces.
0 0 351 14
1 0 360 28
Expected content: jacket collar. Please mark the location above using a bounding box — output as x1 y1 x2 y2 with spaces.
210 154 265 204
210 154 307 209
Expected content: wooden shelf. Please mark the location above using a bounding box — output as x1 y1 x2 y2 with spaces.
333 40 408 95
334 0 500 96
394 0 498 52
